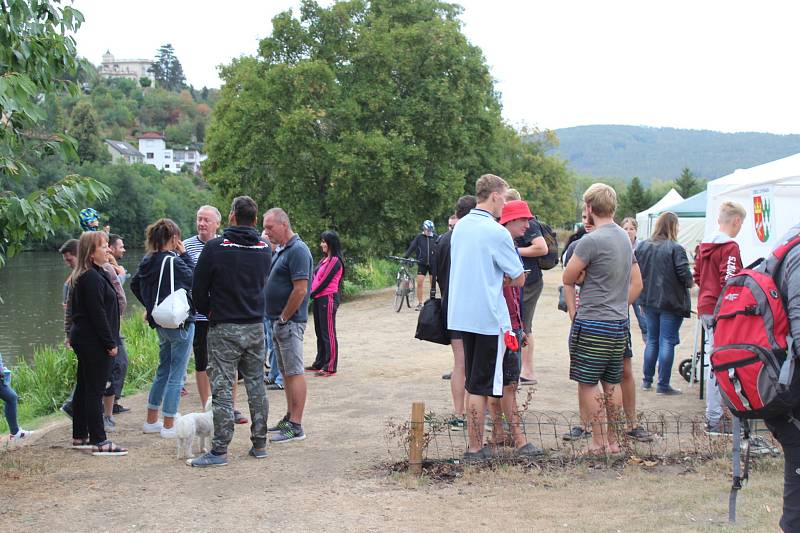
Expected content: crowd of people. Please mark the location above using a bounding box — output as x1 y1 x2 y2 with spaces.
16 196 344 464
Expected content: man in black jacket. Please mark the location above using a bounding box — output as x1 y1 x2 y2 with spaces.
404 220 437 311
188 196 273 467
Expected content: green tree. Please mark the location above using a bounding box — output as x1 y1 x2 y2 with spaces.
0 0 109 268
674 166 700 197
70 100 104 163
139 76 152 88
206 0 571 257
149 44 186 91
619 176 652 218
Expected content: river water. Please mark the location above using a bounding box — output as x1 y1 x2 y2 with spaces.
0 251 144 367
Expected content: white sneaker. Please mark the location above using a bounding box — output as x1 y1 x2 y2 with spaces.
9 429 33 442
142 420 163 434
160 426 177 439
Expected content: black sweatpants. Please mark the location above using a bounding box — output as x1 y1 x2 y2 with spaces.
312 294 339 373
766 415 800 532
72 344 111 445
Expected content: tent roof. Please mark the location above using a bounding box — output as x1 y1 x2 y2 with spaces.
708 152 800 195
636 188 683 217
656 190 707 218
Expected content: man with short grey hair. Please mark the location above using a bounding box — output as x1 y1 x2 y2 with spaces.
263 208 313 443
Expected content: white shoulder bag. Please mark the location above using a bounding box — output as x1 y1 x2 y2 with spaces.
150 255 190 329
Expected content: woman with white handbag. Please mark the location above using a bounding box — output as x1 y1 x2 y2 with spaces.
131 219 196 439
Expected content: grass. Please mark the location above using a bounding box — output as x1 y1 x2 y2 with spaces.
0 315 161 433
341 257 397 299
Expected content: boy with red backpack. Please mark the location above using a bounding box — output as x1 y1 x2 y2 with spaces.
694 201 745 434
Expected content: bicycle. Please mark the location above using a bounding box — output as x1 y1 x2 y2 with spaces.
387 256 418 312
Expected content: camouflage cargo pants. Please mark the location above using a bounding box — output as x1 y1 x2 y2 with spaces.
207 322 269 453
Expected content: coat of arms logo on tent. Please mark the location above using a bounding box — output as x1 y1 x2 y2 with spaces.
752 186 773 243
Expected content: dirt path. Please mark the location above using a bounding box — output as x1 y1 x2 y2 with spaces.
0 271 782 531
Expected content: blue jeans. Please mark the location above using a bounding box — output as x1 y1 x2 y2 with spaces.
0 375 19 435
642 307 683 388
265 319 283 387
148 323 195 417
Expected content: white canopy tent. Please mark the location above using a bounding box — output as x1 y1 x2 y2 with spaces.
704 152 800 265
653 191 707 260
636 188 684 240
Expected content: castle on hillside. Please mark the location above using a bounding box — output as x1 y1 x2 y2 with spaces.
98 51 154 83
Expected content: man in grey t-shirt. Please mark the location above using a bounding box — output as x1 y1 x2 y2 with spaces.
563 183 633 455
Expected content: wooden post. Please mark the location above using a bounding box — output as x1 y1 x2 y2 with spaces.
409 401 425 475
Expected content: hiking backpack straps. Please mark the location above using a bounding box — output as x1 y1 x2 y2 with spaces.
711 231 800 421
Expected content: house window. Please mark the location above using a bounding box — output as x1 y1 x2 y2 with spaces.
165 164 170 168
147 152 154 159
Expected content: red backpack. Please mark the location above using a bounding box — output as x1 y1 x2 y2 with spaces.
711 233 800 421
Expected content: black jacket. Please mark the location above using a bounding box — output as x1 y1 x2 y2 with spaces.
636 239 694 318
191 225 272 324
404 233 437 266
69 265 121 350
131 251 196 329
434 230 452 323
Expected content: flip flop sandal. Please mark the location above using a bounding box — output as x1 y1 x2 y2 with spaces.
72 438 93 450
92 441 128 456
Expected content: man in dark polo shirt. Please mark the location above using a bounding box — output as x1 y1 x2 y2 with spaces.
263 208 313 444
435 195 476 431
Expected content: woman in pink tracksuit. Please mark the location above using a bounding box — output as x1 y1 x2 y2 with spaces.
309 231 345 376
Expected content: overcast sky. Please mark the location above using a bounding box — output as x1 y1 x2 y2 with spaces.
71 0 800 135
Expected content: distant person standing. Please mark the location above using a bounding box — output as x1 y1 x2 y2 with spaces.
59 239 79 419
448 174 525 459
103 234 130 418
404 220 437 311
263 208 313 444
189 196 272 467
637 212 693 395
308 231 345 376
621 217 648 341
69 231 127 456
693 201 745 432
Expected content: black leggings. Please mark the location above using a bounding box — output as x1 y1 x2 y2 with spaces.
72 344 111 445
312 294 339 373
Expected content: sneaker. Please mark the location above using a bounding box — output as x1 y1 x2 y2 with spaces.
562 426 591 441
103 415 116 433
442 372 451 380
415 304 422 311
264 376 275 385
304 365 321 372
143 420 164 434
268 415 290 434
160 426 177 439
463 448 488 462
704 419 733 436
112 403 130 414
747 435 781 456
270 422 306 443
60 401 74 419
233 410 249 424
656 385 682 396
266 382 284 391
248 447 268 459
626 426 653 442
9 429 33 442
187 451 228 467
448 417 466 431
641 381 652 391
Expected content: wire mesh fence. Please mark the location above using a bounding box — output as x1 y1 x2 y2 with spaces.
384 405 780 477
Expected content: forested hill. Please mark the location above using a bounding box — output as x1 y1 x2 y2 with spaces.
551 125 800 182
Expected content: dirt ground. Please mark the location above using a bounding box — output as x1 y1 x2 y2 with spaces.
0 270 785 532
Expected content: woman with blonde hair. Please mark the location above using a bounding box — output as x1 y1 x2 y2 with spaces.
131 219 195 438
69 231 127 455
635 212 693 395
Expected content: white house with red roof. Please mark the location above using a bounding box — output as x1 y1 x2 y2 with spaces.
138 132 207 174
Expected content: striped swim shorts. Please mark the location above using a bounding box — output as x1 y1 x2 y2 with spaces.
569 318 629 385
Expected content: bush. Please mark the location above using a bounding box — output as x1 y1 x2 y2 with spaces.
340 257 397 299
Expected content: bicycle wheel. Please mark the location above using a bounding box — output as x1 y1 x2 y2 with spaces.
406 274 416 308
394 275 405 312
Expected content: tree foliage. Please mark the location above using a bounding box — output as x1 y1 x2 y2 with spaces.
206 0 573 257
0 0 110 268
70 100 105 163
618 176 652 218
674 166 701 198
149 44 186 92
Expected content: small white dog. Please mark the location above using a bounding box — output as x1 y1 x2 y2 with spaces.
175 399 214 459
